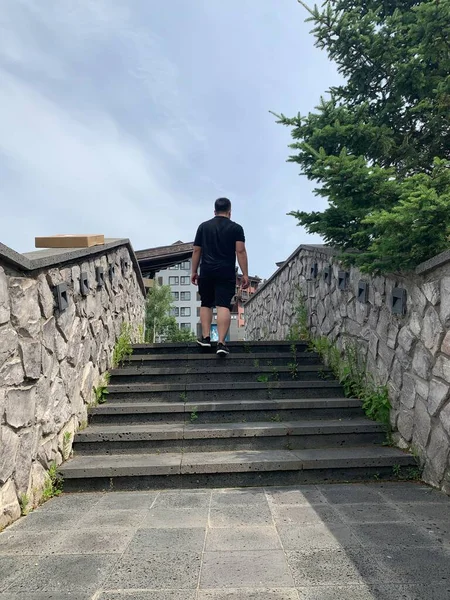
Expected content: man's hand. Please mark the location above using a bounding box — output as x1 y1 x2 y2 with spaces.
241 275 249 290
191 246 202 286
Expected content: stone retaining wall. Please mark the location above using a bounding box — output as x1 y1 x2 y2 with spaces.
0 241 145 528
245 245 450 493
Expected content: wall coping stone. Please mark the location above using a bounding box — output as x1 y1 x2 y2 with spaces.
247 244 450 306
246 244 336 306
415 249 450 275
0 239 145 295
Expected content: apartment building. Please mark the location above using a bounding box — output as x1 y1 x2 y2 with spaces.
156 259 198 334
235 274 261 333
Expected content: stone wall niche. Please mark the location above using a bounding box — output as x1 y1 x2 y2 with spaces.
392 287 407 315
358 281 369 304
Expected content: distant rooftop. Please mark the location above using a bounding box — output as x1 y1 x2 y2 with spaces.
136 241 194 276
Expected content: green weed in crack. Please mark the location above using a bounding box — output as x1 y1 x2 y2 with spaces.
41 463 63 503
112 323 133 367
288 362 299 380
310 336 391 428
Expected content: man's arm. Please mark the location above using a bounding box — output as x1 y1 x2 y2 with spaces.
191 225 203 285
236 241 249 289
191 246 202 285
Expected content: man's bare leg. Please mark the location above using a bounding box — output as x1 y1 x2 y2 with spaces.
217 306 231 344
200 307 213 338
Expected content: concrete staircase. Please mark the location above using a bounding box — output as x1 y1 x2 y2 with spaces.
60 341 415 491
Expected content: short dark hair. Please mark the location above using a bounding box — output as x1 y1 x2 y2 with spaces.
215 197 231 213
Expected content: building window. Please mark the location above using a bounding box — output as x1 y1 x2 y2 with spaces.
169 276 179 285
171 292 179 301
169 264 179 270
180 276 190 285
196 292 201 301
170 307 179 317
180 323 191 330
197 307 201 317
180 291 191 301
181 307 191 317
180 261 190 270
157 277 163 286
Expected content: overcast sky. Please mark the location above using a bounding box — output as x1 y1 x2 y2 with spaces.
0 0 340 278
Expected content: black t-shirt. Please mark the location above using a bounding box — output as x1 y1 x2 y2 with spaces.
194 216 245 279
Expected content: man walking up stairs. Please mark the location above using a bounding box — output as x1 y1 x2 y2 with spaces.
191 197 249 355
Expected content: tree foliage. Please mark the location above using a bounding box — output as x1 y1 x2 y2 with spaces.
163 317 197 342
145 283 196 343
276 0 450 272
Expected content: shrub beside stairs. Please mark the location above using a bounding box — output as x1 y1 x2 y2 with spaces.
60 341 415 491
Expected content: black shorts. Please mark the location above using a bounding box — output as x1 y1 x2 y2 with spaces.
198 276 235 310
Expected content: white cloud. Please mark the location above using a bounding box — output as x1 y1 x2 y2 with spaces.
0 69 204 251
0 0 337 276
0 0 210 252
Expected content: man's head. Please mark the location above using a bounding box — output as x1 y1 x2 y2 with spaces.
214 197 231 218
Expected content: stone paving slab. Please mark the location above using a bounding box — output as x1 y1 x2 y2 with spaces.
205 527 282 552
266 486 327 506
200 550 295 588
295 585 450 600
277 523 361 550
34 492 103 513
144 507 210 529
7 555 118 593
198 592 298 600
0 594 92 600
0 482 449 599
209 504 273 527
154 491 211 509
317 483 386 505
104 551 202 590
98 593 197 600
210 488 266 506
286 547 389 587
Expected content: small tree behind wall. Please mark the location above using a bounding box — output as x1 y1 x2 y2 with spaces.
145 283 196 343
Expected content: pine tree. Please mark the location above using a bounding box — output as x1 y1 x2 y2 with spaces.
276 0 450 272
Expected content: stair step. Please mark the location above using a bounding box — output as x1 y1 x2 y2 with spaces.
109 365 332 384
126 352 320 367
73 418 386 455
131 341 308 355
60 446 416 492
89 398 365 424
60 338 417 491
106 381 345 403
77 419 384 440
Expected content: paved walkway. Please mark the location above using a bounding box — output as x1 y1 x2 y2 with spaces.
0 482 449 599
